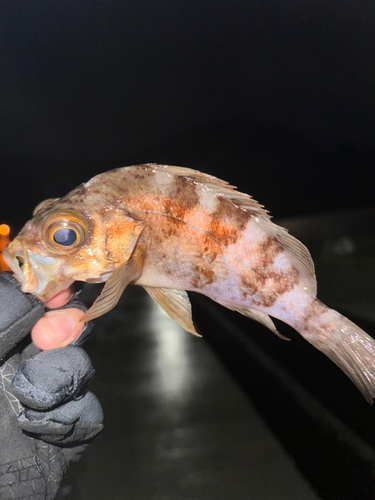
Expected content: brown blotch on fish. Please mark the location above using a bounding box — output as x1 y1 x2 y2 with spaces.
238 234 299 307
191 263 215 289
132 171 147 181
209 197 251 247
254 237 284 278
212 196 252 229
239 273 278 308
258 292 277 308
240 275 259 298
88 189 101 196
168 177 200 213
259 236 283 258
161 217 182 239
163 199 187 220
266 267 300 296
201 245 218 264
253 237 300 296
159 182 199 239
208 218 239 246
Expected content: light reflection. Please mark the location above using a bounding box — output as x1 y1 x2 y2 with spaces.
148 295 191 398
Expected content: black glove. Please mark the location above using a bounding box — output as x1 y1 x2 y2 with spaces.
0 272 103 499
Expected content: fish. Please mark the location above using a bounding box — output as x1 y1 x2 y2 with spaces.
4 164 375 402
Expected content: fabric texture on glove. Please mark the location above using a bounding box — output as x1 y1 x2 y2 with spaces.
0 272 45 360
0 272 104 499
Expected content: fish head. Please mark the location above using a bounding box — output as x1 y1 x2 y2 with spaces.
4 197 144 301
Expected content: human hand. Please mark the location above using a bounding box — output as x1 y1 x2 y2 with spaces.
1 224 83 350
31 286 87 350
0 272 103 499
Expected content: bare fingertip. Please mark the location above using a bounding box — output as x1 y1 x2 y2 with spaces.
31 319 63 350
45 287 74 308
31 309 83 350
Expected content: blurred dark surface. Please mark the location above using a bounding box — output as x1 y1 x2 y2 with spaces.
59 287 321 500
56 208 375 500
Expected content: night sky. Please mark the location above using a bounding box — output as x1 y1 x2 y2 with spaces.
0 0 374 230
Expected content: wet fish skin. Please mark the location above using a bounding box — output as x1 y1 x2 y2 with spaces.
4 164 375 403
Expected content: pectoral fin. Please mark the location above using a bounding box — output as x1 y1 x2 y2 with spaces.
81 254 143 322
143 287 200 337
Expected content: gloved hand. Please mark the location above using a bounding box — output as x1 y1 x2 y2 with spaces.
0 272 103 499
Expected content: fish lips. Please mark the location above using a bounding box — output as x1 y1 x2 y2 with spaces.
3 243 70 301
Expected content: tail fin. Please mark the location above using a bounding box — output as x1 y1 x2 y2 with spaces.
298 300 375 404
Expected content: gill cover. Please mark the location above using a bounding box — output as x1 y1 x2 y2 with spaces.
81 213 144 322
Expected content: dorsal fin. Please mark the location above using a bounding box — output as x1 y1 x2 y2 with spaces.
144 164 270 219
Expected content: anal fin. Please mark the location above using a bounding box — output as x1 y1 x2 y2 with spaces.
222 302 290 340
143 287 200 337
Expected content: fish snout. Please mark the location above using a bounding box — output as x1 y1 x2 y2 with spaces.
3 241 63 300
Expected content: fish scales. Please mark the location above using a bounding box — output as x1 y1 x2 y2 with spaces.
4 164 375 403
126 169 307 314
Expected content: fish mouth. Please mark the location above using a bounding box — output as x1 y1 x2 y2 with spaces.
3 241 69 301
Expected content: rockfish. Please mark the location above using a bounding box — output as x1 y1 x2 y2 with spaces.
4 164 375 402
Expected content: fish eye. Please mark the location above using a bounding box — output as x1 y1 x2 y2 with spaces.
42 210 89 254
53 227 78 246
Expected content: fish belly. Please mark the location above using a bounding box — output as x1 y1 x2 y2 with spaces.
137 213 314 325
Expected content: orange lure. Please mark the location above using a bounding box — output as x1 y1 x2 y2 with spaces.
0 224 11 272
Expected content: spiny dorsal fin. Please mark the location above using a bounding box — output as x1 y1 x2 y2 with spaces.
144 164 270 220
143 286 200 336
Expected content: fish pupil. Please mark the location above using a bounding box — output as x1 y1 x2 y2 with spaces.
53 228 77 246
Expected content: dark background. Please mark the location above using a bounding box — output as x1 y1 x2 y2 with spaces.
0 0 374 230
1 3 375 499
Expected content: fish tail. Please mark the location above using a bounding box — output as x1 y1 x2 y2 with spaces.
297 299 375 404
